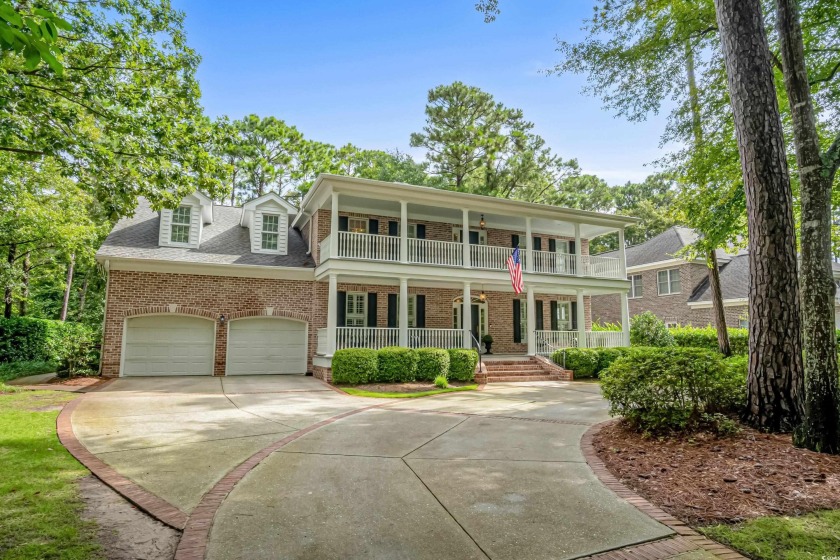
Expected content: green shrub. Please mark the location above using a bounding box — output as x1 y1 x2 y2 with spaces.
434 375 448 389
376 347 418 383
447 349 478 381
600 347 745 433
332 348 378 384
0 317 99 366
0 360 57 383
670 326 748 355
630 311 675 347
550 347 637 379
592 321 622 331
415 348 450 381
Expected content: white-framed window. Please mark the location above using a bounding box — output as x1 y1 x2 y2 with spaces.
261 214 280 251
452 227 487 244
397 294 417 328
739 318 749 329
629 274 643 299
408 223 417 239
346 292 367 327
665 321 679 329
170 206 191 244
348 218 368 234
555 302 572 331
452 304 460 330
657 269 681 295
555 239 570 254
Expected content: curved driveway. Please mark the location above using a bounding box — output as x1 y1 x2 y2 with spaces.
71 377 673 560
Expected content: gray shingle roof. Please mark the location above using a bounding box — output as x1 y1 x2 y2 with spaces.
600 226 700 267
689 253 749 302
97 198 315 268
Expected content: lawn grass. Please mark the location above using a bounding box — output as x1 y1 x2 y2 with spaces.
0 361 57 383
701 510 840 560
0 389 102 559
341 384 479 398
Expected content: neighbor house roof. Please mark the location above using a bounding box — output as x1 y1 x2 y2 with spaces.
97 198 315 268
599 226 708 267
688 253 749 302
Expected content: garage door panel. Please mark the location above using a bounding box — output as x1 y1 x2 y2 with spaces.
227 318 307 375
123 316 215 376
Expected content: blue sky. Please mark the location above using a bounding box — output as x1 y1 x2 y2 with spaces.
174 1 671 185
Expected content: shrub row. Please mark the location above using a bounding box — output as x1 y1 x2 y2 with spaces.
0 317 99 373
669 326 749 355
550 347 638 379
331 347 478 385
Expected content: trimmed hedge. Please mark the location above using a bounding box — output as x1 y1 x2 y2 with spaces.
551 347 638 379
378 347 418 383
0 317 98 368
630 311 675 347
415 348 450 381
669 326 749 355
332 348 378 384
447 349 479 382
600 347 746 433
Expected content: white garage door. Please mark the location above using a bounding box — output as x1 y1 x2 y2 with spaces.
227 318 307 375
123 315 215 376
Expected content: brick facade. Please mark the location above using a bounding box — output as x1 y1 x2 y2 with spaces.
590 262 748 328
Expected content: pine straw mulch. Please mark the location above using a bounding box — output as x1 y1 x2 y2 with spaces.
46 376 101 388
593 420 840 526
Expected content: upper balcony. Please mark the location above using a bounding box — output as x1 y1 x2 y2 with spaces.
318 231 624 279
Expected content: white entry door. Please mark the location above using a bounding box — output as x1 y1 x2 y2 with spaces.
227 318 307 375
123 315 215 376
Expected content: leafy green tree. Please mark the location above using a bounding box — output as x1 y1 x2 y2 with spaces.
0 0 69 74
337 148 446 187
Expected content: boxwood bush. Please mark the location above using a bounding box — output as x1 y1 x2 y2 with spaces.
447 348 478 382
600 347 746 433
415 348 450 381
551 347 637 379
332 348 378 384
669 326 748 355
377 347 418 382
629 311 675 347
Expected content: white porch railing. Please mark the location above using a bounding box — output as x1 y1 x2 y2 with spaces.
336 327 399 350
581 255 623 279
470 244 512 270
408 328 463 349
586 331 626 348
335 231 400 262
535 330 581 355
408 238 463 267
530 250 577 275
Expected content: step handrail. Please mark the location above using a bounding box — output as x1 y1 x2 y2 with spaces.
469 332 483 374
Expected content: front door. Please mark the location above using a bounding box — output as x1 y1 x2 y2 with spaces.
453 298 488 349
471 304 480 340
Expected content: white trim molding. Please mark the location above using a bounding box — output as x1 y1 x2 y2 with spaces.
687 298 748 309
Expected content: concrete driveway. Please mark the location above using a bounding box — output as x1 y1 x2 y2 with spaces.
70 377 673 560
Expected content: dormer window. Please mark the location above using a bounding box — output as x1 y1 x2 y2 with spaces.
171 206 192 244
261 214 280 250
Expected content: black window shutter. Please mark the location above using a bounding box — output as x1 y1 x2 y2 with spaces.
416 224 426 239
571 301 578 330
533 236 542 251
469 230 479 244
548 239 556 252
511 234 520 248
535 300 544 331
368 218 379 235
568 240 576 255
513 299 522 343
387 294 398 328
416 295 426 328
338 216 349 232
388 221 398 236
550 301 558 331
337 291 347 327
367 293 377 327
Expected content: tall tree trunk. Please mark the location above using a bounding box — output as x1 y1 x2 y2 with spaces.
60 254 75 322
19 252 30 317
707 250 731 356
775 0 840 453
78 274 89 319
4 243 16 319
713 0 804 431
686 40 732 357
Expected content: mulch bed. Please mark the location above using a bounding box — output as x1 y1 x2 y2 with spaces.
347 380 475 393
593 421 840 525
46 376 101 388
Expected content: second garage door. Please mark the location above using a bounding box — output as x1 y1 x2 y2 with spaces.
123 315 215 376
227 317 307 375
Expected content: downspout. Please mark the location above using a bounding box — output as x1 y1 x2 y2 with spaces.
98 259 110 377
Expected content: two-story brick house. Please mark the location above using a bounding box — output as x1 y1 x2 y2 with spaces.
96 174 637 381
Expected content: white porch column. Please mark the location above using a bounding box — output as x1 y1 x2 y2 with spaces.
576 289 586 348
618 227 627 277
462 209 471 268
462 282 472 348
524 217 532 272
574 223 582 276
526 286 536 356
620 291 631 346
399 277 409 347
330 191 339 259
327 273 338 355
400 200 408 264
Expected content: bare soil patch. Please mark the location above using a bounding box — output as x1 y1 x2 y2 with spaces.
347 380 475 393
47 376 101 388
593 421 840 525
78 475 180 560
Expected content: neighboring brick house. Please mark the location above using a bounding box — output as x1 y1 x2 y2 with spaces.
96 174 637 381
591 226 840 329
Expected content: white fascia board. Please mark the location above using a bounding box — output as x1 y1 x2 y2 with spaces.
626 258 705 273
687 298 748 309
105 257 315 281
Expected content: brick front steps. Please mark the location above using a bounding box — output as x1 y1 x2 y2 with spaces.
476 355 572 383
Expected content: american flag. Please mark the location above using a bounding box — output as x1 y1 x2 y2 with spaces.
507 247 524 294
